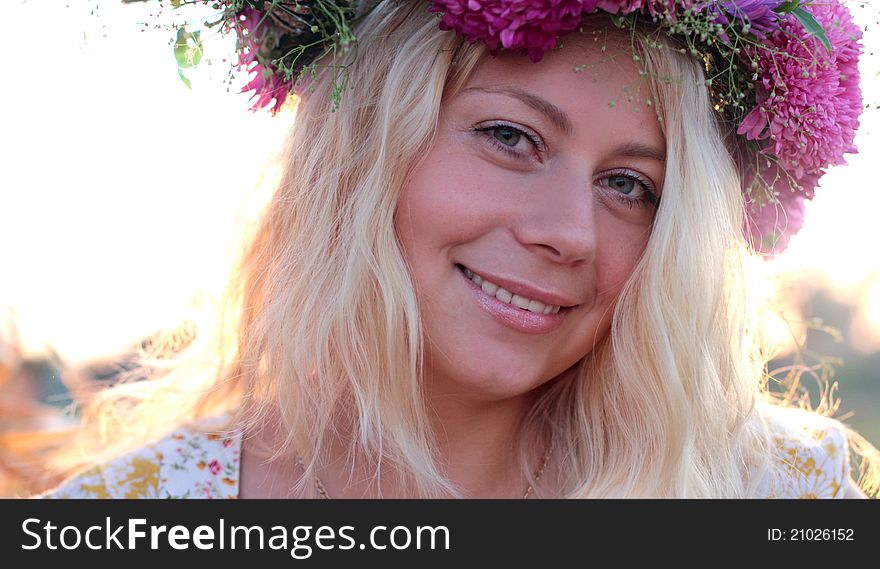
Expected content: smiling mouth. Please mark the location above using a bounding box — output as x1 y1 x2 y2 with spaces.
455 264 573 315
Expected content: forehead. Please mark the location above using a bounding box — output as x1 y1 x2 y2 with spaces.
453 28 663 148
469 28 639 89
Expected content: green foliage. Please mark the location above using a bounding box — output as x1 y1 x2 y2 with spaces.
773 1 801 14
174 26 203 90
791 6 832 52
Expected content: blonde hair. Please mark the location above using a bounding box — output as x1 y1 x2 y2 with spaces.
45 1 879 498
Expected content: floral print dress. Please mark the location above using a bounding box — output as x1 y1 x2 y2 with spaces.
41 414 852 499
42 420 242 499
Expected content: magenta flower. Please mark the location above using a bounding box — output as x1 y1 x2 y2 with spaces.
429 0 587 62
231 7 291 113
240 63 292 114
743 166 820 254
596 0 664 16
428 1 677 61
740 3 861 178
234 8 263 68
738 1 861 252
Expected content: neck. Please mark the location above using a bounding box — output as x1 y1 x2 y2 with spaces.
427 386 540 498
315 378 547 498
240 378 554 499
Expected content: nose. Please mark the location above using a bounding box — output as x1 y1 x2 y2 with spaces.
511 168 598 265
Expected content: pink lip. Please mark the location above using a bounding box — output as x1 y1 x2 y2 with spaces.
458 266 568 334
462 266 579 308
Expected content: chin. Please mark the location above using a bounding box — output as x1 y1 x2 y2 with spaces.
432 354 558 401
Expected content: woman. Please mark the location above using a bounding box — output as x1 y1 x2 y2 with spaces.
41 0 878 498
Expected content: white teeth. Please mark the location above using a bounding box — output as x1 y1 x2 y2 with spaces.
481 280 499 295
461 265 562 314
495 287 513 303
528 299 547 313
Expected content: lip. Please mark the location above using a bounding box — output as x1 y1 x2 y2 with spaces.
457 264 580 309
457 265 570 335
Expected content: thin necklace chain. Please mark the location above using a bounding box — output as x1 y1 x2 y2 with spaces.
298 445 552 499
522 445 552 499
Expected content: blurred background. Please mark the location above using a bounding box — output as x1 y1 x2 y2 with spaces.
1 1 878 497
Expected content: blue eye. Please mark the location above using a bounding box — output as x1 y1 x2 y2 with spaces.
607 175 637 195
596 170 660 209
492 126 522 147
473 121 544 160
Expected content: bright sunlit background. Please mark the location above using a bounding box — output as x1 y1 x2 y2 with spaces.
1 1 879 443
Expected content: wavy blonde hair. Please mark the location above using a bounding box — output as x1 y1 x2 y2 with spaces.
44 1 879 498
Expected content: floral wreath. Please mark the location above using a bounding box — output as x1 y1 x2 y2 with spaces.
148 0 864 254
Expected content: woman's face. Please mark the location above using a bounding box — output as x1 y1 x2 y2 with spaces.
394 30 665 400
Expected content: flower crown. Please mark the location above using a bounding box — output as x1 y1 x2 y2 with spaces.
155 0 863 254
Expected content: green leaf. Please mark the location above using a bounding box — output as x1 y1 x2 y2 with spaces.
792 6 832 52
189 31 203 67
174 28 192 68
178 69 192 90
174 28 203 69
773 1 801 14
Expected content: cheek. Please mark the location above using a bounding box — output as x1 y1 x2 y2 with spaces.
395 150 499 255
594 219 650 296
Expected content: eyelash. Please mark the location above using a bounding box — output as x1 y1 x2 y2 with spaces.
474 122 660 210
596 169 660 209
473 121 545 159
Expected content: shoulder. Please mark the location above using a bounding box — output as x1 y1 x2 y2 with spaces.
758 407 852 499
38 440 164 499
39 415 242 499
154 416 242 499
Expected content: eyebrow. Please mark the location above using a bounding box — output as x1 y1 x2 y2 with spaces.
613 142 666 163
461 86 666 163
462 85 575 136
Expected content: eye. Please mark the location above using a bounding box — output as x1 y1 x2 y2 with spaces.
607 175 638 195
595 169 660 209
492 126 523 147
473 121 545 160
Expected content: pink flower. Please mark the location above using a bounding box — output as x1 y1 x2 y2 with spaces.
231 7 291 113
209 459 222 476
427 1 686 62
738 0 861 253
234 8 263 68
429 0 588 62
740 2 861 177
595 0 660 14
743 166 819 254
241 63 291 114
